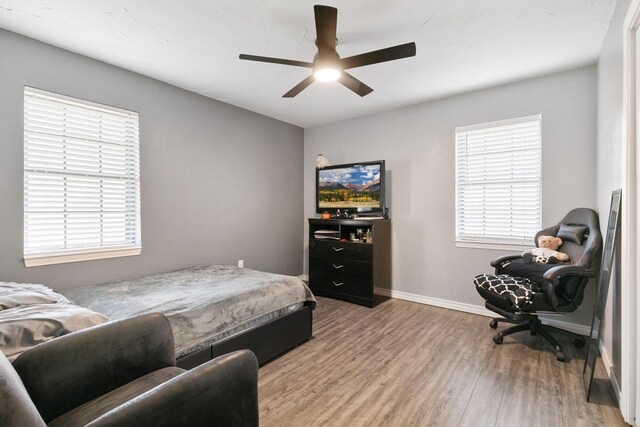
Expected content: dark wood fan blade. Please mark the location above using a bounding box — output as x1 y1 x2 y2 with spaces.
239 54 313 68
314 5 337 60
283 75 315 98
340 42 416 69
338 72 373 97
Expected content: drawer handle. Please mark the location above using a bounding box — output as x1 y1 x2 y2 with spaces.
332 264 344 269
332 281 344 287
332 247 344 252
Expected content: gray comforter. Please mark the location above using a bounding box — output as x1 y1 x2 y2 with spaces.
62 265 316 358
0 283 108 360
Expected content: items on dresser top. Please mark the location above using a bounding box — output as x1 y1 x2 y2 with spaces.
314 229 341 240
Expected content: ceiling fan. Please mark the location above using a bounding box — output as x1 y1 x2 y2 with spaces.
239 5 417 98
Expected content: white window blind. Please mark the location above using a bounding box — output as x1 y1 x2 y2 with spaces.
455 114 541 247
23 87 141 266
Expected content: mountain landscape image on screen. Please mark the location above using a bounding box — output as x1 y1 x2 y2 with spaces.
318 164 381 209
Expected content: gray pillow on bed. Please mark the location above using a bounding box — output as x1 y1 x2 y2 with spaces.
0 282 71 310
0 291 59 310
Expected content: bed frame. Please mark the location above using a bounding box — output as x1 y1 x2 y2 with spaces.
176 303 313 369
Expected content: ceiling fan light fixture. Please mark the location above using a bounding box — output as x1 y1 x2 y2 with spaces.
239 5 416 97
313 67 341 82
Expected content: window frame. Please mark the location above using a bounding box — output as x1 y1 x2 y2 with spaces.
454 114 542 250
23 87 141 267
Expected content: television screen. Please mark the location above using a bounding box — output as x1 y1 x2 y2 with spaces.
316 160 385 213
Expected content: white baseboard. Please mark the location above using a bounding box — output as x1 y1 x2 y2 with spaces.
374 287 591 336
298 274 309 281
374 287 494 318
600 342 622 404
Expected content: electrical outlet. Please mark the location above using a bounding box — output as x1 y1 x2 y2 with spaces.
238 259 244 268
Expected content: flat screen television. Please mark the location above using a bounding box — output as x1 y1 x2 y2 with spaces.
316 160 385 214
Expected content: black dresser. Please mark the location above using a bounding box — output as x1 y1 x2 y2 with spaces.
308 218 391 307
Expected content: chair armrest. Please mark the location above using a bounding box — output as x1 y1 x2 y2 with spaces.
490 254 522 268
543 265 595 282
541 265 595 309
87 350 259 427
13 313 176 423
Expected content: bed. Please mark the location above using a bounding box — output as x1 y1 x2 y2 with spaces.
62 265 316 368
0 265 315 368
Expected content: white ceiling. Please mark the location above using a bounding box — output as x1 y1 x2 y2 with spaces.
0 0 616 128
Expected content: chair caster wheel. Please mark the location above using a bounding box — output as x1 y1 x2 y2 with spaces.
489 319 498 329
574 337 586 348
556 351 567 362
493 334 504 345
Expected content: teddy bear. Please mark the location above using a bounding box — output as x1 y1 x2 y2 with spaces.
521 235 570 264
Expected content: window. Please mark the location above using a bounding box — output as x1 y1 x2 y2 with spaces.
455 114 541 248
23 87 141 267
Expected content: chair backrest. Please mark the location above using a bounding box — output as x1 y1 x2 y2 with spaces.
535 208 602 309
0 351 46 427
535 208 602 268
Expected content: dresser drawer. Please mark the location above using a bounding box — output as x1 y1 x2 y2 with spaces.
309 239 373 261
309 273 373 299
309 256 372 280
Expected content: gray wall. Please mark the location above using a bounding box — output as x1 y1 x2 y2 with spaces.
304 65 597 326
596 0 631 385
0 29 304 291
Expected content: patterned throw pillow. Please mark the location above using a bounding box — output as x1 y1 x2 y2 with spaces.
474 274 541 310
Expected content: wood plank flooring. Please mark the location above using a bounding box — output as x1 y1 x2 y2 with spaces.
258 297 626 427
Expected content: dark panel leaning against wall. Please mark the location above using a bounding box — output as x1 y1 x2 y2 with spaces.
0 28 304 291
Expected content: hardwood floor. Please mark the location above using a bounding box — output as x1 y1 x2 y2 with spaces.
258 297 626 427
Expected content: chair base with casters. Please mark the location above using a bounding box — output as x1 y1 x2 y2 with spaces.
486 302 585 362
473 208 602 363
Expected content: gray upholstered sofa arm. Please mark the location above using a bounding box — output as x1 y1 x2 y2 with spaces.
13 313 176 423
88 350 259 427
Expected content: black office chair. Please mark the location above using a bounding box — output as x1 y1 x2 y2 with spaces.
474 208 602 362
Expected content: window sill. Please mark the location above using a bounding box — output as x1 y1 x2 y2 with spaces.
24 246 142 267
455 241 530 252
